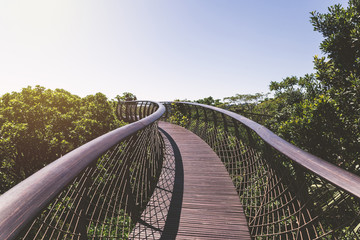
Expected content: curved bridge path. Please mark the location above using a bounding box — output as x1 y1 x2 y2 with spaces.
132 121 250 239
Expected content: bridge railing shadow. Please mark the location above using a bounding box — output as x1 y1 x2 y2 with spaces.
129 127 184 240
164 101 360 239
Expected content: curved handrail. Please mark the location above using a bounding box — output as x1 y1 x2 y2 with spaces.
165 101 360 238
0 101 165 240
116 100 158 123
169 101 360 199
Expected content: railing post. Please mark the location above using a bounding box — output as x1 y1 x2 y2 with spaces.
146 102 151 116
139 101 144 119
149 103 154 115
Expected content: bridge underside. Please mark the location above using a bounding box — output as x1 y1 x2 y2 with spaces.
131 122 250 239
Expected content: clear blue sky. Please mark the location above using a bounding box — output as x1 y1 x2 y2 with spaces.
0 0 348 101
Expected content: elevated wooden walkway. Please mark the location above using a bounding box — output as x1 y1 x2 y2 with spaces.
131 122 250 239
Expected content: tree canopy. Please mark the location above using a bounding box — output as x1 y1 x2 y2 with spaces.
116 92 137 102
0 86 123 193
269 0 360 173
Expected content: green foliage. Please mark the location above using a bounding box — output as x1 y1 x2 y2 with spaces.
195 96 223 107
116 92 137 102
88 212 132 239
0 86 123 193
191 94 273 124
222 93 268 113
269 0 360 173
311 0 360 76
168 102 189 127
224 93 266 106
194 93 271 114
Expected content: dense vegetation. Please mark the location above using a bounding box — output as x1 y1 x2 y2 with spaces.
193 93 275 124
268 0 360 173
0 86 124 193
194 93 269 113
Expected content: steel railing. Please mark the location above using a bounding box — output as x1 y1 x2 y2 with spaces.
164 101 360 239
2 99 360 239
0 101 165 240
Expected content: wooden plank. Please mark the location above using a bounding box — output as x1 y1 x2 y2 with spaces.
159 121 250 239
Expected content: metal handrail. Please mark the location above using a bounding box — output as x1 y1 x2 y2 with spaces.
2 99 359 239
116 100 158 123
0 101 165 240
174 102 360 198
165 101 360 238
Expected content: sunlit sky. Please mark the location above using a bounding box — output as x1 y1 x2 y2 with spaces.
0 0 348 101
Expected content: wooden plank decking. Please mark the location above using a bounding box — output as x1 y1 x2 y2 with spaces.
132 122 250 239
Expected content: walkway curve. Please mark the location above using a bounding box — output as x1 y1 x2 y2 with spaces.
159 122 250 239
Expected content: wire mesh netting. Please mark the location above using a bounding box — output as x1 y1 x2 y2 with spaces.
3 100 360 239
130 129 176 239
166 102 360 239
18 122 164 240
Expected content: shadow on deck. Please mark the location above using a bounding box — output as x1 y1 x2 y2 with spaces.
131 122 250 239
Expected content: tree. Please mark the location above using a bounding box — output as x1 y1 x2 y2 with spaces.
311 0 360 78
116 92 137 102
195 96 223 106
269 0 360 172
0 86 123 193
223 93 271 115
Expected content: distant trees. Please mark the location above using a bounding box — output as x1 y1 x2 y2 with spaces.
0 86 123 193
223 93 272 114
194 93 274 123
268 0 360 172
116 92 137 102
194 96 223 106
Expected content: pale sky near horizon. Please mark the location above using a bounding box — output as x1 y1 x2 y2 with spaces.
0 0 349 101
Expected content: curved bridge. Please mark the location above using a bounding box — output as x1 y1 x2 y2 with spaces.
0 101 360 239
